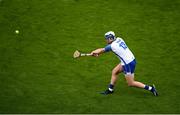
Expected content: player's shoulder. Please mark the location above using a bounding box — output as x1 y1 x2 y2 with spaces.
111 38 119 47
111 37 124 47
116 37 123 41
112 37 123 44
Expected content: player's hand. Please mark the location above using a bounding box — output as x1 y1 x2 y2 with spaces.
90 51 99 57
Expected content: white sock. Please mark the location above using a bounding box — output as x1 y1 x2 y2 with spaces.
148 86 152 91
108 88 113 92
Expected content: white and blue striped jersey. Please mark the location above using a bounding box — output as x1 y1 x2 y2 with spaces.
104 37 135 65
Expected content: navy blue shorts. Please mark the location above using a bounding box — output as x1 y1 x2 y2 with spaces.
122 59 136 75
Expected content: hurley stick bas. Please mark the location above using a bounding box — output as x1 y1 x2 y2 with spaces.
73 50 92 58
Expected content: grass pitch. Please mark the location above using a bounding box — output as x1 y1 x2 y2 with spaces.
0 0 180 113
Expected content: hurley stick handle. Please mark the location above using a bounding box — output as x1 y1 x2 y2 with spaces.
81 53 92 56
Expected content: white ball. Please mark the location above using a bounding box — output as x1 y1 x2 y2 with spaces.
15 30 19 34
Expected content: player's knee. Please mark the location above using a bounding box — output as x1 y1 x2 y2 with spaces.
112 69 118 75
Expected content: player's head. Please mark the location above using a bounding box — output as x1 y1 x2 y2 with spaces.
104 31 116 44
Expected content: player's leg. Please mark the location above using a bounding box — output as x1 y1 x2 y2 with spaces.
123 60 158 96
125 75 158 96
110 64 123 85
125 75 145 88
101 64 123 95
123 60 149 88
109 64 123 91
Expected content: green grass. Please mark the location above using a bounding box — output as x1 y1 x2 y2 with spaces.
0 0 180 113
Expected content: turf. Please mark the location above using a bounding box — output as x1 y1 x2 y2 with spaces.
0 0 180 113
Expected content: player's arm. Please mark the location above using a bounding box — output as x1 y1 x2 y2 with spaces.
91 48 105 57
91 44 112 57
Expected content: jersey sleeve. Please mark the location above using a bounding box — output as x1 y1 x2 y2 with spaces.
104 44 112 52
